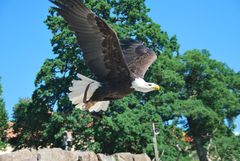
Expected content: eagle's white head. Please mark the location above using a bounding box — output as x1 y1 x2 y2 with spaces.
131 78 160 93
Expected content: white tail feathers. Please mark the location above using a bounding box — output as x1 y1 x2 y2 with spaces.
68 74 110 112
88 101 110 112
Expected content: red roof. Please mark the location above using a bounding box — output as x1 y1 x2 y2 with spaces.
6 122 17 139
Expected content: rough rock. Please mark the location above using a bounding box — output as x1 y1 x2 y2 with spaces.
97 154 116 161
0 149 37 161
77 151 98 161
37 148 78 161
114 153 134 161
0 148 151 161
133 154 151 161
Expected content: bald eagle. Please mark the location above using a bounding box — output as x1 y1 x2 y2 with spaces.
50 0 160 112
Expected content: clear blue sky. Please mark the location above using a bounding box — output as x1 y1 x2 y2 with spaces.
0 0 239 133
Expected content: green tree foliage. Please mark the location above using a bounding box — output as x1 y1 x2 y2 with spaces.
177 50 240 161
211 135 240 160
0 77 8 149
93 96 191 160
150 49 240 160
42 109 98 150
11 98 41 149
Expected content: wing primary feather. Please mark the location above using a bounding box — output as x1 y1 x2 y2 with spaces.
50 0 132 82
51 0 89 18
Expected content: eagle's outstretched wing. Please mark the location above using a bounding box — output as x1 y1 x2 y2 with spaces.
50 0 130 82
121 39 157 78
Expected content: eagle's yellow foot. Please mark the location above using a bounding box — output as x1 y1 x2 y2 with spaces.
85 101 96 110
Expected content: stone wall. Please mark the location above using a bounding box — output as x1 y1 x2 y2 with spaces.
0 148 151 161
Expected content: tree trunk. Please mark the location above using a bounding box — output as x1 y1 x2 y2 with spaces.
194 136 208 161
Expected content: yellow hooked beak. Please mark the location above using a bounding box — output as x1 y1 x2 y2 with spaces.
153 85 160 91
